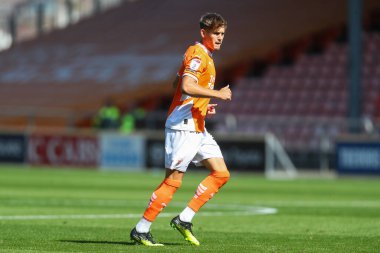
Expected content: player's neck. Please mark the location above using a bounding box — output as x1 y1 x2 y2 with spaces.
202 42 213 52
197 41 213 56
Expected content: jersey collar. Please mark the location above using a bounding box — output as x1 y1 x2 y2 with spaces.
195 42 213 58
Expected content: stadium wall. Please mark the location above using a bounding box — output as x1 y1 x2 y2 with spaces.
0 130 266 172
2 130 380 175
0 133 26 163
336 136 380 175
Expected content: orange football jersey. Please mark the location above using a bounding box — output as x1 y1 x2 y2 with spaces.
166 42 216 132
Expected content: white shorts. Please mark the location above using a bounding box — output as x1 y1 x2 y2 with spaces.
165 128 223 172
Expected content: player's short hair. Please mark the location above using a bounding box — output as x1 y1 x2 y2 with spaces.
199 13 227 31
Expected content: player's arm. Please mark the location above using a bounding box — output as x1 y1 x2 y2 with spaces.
181 76 232 101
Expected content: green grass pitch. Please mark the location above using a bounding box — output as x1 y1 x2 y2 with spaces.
0 165 379 253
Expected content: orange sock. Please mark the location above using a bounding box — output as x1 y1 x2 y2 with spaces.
188 170 230 212
143 178 182 222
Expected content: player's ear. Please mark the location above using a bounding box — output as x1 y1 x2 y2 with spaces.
200 29 206 39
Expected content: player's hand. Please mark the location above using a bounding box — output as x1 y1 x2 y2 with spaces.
218 85 232 101
207 104 217 117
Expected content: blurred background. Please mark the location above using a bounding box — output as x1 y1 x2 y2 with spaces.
1 0 380 176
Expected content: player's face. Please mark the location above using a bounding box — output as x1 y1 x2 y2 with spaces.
201 26 226 52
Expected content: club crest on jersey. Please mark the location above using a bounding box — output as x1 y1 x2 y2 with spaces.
189 58 201 71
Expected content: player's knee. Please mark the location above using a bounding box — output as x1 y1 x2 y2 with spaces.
164 178 182 189
222 170 230 184
211 170 230 186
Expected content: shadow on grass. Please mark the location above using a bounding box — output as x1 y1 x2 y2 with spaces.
60 239 182 246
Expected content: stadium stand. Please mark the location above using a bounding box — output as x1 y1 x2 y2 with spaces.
0 0 378 169
215 16 380 156
1 0 380 131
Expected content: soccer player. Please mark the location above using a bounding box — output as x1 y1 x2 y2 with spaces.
130 12 232 246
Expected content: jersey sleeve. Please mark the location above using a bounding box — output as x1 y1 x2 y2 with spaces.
182 47 207 83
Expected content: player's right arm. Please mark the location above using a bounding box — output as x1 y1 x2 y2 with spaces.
181 76 232 101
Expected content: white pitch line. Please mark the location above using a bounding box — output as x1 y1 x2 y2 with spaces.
0 207 277 221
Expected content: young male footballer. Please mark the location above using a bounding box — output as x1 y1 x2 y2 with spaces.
130 12 232 246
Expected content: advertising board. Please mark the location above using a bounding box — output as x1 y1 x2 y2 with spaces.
28 134 99 167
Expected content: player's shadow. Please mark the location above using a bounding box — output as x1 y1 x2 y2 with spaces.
60 239 181 246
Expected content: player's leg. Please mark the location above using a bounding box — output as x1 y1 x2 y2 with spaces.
186 157 230 214
170 158 230 246
131 129 201 246
141 170 184 222
171 131 230 246
181 130 230 221
141 169 184 223
131 169 183 246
